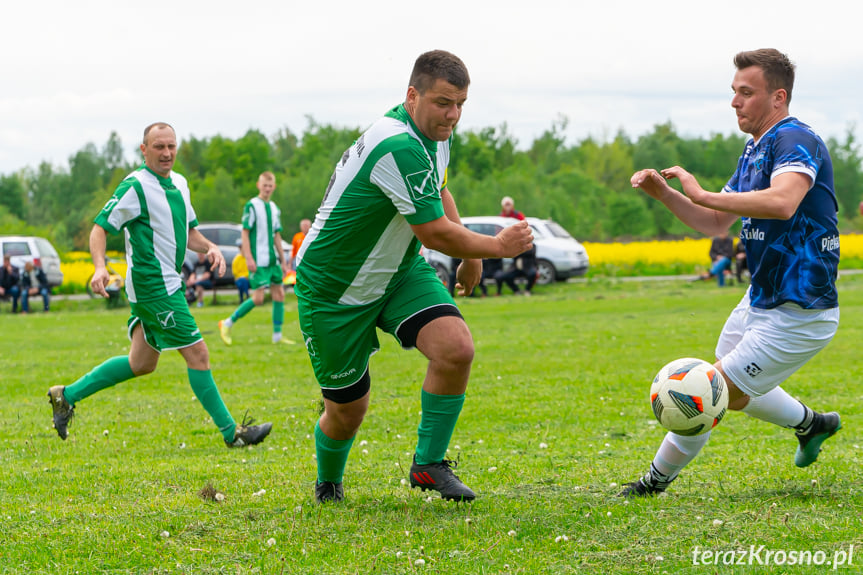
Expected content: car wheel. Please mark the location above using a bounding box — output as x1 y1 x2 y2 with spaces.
431 262 450 288
536 259 556 285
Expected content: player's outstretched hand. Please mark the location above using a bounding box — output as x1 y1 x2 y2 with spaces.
495 221 533 258
661 166 706 203
631 169 670 200
90 267 110 298
207 247 227 277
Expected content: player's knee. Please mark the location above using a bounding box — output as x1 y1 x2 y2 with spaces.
130 358 158 376
439 334 475 369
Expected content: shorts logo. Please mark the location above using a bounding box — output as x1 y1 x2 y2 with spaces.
303 332 317 357
157 310 176 329
744 362 763 377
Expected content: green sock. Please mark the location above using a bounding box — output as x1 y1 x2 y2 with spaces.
272 301 284 333
415 390 465 465
188 368 236 442
230 298 256 323
64 356 135 405
315 421 355 483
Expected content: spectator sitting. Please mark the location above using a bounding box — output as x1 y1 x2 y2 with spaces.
697 231 735 286
497 245 538 296
186 252 213 307
20 260 51 313
499 196 525 220
734 238 748 283
0 255 21 313
232 253 250 303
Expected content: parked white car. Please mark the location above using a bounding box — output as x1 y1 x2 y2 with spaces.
422 216 589 286
0 235 64 287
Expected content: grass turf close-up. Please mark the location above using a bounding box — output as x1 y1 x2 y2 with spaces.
2 276 862 574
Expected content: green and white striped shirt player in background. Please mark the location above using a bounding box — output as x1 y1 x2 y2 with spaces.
46 122 272 449
218 172 292 345
296 50 534 504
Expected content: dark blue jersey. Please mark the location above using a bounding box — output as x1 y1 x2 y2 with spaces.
722 117 839 310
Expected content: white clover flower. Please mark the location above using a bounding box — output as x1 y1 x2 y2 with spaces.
507 530 517 537
266 538 276 547
554 535 569 543
488 467 498 473
713 519 724 527
215 492 225 502
253 489 266 497
606 511 612 517
539 443 548 449
400 478 407 486
178 443 186 449
362 449 369 455
414 559 426 566
359 440 368 446
160 531 170 538
465 518 472 524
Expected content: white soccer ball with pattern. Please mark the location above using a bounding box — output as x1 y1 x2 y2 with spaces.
650 358 728 436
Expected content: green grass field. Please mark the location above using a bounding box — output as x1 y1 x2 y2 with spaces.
3 276 862 574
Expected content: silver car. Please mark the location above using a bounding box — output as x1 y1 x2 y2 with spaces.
422 216 589 286
0 235 64 287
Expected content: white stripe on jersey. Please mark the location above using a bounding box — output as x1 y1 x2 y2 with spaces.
370 153 417 215
338 214 415 306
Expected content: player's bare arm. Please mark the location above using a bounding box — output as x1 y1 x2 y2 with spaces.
663 166 810 220
188 227 226 277
88 224 111 298
412 217 533 260
240 228 256 273
440 187 482 295
632 168 737 237
274 231 289 275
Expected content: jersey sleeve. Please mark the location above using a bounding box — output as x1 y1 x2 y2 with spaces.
771 125 823 187
272 203 283 234
94 179 142 235
241 201 255 230
369 143 445 225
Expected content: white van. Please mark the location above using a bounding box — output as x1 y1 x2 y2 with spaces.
0 236 64 287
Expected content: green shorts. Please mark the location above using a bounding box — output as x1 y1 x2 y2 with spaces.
127 289 203 352
297 258 462 403
250 263 283 290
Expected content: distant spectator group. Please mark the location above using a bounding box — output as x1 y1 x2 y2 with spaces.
0 254 51 313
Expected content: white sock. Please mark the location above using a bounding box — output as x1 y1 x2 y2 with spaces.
741 386 811 430
272 332 281 343
648 431 712 487
223 318 234 328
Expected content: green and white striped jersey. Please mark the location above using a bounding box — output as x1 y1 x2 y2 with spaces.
242 197 282 268
94 165 198 303
296 104 448 305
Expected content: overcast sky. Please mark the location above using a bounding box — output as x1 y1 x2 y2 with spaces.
2 0 861 175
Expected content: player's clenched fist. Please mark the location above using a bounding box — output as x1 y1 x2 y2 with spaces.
495 221 534 258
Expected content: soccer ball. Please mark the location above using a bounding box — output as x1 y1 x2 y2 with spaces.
650 358 728 436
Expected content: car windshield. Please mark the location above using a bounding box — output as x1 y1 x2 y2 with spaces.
544 221 574 239
220 228 242 247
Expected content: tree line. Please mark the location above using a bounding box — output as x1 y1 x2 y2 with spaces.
1 118 861 254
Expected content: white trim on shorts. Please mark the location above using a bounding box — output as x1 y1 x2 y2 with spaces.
127 316 204 353
715 290 839 397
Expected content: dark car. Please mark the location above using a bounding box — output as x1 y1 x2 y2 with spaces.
184 223 243 286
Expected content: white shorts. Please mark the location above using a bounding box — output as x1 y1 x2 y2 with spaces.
715 291 839 397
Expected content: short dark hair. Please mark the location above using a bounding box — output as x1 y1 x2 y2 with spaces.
409 50 470 94
143 122 175 145
734 49 795 104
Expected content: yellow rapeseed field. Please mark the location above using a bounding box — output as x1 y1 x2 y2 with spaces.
59 236 863 289
582 233 863 270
